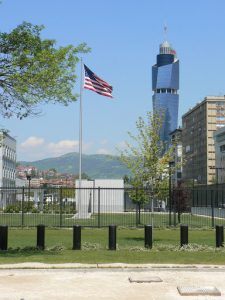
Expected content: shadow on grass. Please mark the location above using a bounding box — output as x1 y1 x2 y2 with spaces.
0 246 64 257
124 237 144 242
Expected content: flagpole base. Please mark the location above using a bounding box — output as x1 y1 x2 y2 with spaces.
71 212 92 219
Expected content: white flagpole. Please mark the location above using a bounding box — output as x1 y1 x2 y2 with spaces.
78 58 83 211
79 58 83 187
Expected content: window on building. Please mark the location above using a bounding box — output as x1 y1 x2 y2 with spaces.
217 116 225 121
220 144 225 152
177 172 182 179
186 145 191 153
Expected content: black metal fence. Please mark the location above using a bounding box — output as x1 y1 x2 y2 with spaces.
0 185 225 228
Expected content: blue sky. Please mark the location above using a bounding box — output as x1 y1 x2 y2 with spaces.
0 0 225 161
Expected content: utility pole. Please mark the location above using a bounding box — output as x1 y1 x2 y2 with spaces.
169 161 175 226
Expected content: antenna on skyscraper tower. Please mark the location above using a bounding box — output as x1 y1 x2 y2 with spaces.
163 22 168 41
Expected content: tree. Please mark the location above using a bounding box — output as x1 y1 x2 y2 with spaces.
30 168 37 178
74 172 91 180
120 111 175 218
0 22 90 118
172 180 191 224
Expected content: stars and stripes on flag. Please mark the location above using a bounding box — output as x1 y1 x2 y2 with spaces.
83 64 113 98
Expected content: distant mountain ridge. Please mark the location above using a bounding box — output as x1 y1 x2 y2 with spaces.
19 152 130 179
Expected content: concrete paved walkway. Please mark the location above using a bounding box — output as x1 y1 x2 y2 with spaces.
0 264 225 299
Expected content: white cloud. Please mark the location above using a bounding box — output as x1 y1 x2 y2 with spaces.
100 139 108 145
20 136 45 148
96 148 112 155
18 137 123 161
47 140 79 156
18 137 93 161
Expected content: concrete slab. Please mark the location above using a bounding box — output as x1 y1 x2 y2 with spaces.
0 265 224 299
129 276 162 283
177 286 221 296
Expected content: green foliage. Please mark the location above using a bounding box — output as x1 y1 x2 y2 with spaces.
3 203 20 213
61 188 75 198
49 168 57 173
120 111 174 203
3 201 38 213
3 200 76 214
0 22 90 118
126 187 150 206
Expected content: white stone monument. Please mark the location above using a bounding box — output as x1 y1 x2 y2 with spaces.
74 179 124 218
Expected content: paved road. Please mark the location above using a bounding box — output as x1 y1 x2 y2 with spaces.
0 264 225 299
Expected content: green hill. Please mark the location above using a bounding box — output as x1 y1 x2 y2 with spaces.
19 152 130 179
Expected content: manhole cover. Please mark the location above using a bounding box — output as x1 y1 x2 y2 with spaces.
177 286 221 296
129 276 162 283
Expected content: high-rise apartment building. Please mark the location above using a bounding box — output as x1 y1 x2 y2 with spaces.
182 96 225 184
152 40 179 143
0 131 16 187
214 126 225 183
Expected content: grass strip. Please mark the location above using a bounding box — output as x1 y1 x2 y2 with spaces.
0 228 224 265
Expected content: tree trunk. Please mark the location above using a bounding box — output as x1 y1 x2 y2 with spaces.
138 202 141 225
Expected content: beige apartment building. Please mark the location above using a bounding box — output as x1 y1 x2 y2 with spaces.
214 126 225 183
182 96 225 185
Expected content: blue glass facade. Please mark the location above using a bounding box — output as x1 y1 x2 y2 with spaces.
152 41 179 143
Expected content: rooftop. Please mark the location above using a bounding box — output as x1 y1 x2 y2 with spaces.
182 96 225 118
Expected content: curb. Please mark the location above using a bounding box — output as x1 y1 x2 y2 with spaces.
0 263 225 270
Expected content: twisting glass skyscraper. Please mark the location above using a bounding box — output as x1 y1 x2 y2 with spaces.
152 40 179 143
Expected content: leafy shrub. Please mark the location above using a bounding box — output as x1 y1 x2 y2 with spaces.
3 201 37 213
3 201 76 214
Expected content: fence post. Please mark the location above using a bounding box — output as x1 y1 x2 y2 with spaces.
124 189 126 212
0 225 8 250
21 187 25 228
108 224 117 250
173 208 176 227
222 190 225 209
59 187 63 227
37 224 45 250
135 188 139 227
211 190 215 228
144 225 152 249
216 225 224 248
73 225 81 250
180 224 188 247
169 186 172 227
98 187 101 228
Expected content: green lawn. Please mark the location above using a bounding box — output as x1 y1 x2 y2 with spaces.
0 228 225 265
0 212 224 228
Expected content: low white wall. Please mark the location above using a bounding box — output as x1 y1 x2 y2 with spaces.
191 207 225 218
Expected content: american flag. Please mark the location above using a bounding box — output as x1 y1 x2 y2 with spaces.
83 64 113 98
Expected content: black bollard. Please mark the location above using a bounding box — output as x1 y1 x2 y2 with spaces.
180 224 188 247
73 225 81 250
37 224 45 250
108 225 117 250
216 225 224 248
144 225 152 249
0 225 8 250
